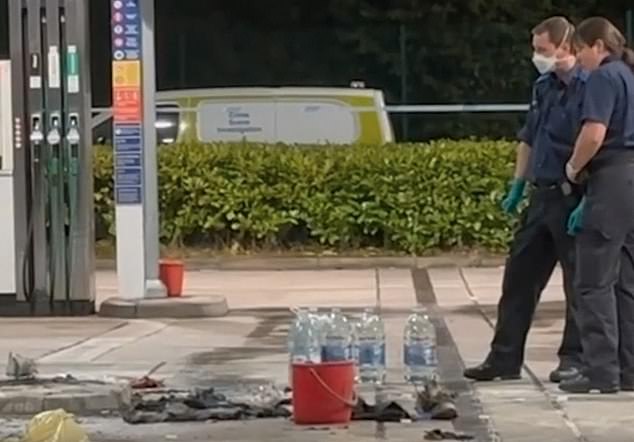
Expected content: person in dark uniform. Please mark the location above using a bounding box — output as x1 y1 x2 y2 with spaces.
559 17 634 394
464 16 585 383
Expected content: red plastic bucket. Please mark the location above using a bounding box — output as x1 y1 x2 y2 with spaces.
159 259 184 297
292 361 357 425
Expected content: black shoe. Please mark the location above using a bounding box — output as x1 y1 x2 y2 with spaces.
549 366 580 383
463 361 521 381
559 374 619 394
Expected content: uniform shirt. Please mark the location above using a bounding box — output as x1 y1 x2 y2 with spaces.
581 55 634 151
518 65 589 183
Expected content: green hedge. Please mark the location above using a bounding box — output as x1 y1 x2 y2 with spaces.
94 140 518 253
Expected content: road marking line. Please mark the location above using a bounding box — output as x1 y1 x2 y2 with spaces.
39 320 168 363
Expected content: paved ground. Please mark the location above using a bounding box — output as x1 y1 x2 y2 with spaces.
1 267 633 441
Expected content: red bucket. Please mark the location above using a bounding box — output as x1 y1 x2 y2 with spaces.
292 361 357 425
159 259 184 297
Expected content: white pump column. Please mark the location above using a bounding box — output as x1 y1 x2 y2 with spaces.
0 61 16 294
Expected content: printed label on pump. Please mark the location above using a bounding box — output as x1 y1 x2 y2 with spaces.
113 134 141 151
30 76 42 89
112 0 143 205
112 61 140 88
116 187 142 204
113 87 141 122
48 47 61 89
116 168 142 186
116 155 141 168
66 46 80 93
29 53 41 89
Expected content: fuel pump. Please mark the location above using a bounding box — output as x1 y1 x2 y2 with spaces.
3 0 95 316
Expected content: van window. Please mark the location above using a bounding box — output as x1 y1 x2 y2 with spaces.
92 104 180 145
156 104 179 145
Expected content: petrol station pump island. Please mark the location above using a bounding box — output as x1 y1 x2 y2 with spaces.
0 0 227 318
0 0 96 316
0 1 458 433
4 4 634 439
0 5 449 428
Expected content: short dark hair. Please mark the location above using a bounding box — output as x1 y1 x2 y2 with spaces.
532 16 574 46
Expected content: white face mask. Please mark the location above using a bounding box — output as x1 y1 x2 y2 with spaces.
532 24 572 74
532 53 557 74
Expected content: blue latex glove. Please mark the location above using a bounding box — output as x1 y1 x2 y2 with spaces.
567 197 586 236
501 178 526 214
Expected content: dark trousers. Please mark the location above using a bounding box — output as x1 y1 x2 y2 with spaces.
488 186 582 369
575 162 634 386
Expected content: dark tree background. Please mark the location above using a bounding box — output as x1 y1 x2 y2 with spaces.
1 0 632 140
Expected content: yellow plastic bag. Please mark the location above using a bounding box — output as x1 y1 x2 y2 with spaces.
21 409 90 442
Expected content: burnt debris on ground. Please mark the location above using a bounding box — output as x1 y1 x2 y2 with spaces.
121 384 292 424
121 380 461 425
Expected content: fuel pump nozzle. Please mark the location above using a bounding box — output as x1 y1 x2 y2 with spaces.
47 114 62 146
29 114 44 144
29 115 45 166
66 114 80 145
65 114 80 203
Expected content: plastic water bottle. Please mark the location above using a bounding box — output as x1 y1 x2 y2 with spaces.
288 308 321 364
350 319 360 364
308 307 326 332
287 308 304 356
403 307 437 384
287 308 302 386
321 308 353 362
356 308 386 384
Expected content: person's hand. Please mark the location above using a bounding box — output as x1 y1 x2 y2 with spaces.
566 162 580 183
501 178 526 214
567 197 586 236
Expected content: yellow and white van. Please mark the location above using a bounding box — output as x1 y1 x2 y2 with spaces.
93 87 394 145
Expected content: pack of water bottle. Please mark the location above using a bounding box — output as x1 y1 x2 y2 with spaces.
287 305 437 385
